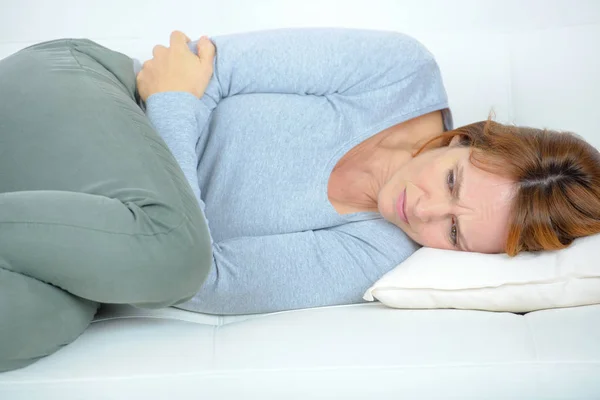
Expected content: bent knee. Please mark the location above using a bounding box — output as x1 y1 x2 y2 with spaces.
125 219 213 308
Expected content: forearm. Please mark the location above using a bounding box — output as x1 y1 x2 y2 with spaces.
188 28 435 96
144 91 209 212
185 28 448 133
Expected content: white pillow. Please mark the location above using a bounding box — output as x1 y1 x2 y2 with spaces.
363 233 600 313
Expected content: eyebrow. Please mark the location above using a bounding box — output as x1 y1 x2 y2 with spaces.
455 162 471 252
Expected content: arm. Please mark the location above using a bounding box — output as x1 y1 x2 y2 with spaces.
191 27 448 133
137 32 215 213
174 223 417 315
144 91 208 215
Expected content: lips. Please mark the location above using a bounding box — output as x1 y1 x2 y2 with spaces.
396 188 409 225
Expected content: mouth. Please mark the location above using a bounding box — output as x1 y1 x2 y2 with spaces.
396 188 409 225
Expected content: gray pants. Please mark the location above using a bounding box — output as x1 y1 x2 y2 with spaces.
0 39 212 372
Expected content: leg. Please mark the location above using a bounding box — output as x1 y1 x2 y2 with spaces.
0 267 98 372
0 189 209 308
0 38 212 308
0 38 212 372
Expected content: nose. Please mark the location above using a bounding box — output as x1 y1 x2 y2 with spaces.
413 196 452 223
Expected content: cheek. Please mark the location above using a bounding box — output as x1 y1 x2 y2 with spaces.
380 167 407 203
386 150 436 189
406 224 433 246
406 156 440 187
409 223 451 249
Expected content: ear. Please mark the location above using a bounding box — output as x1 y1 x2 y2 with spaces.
448 134 462 147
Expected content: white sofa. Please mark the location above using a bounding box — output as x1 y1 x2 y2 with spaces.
1 1 599 398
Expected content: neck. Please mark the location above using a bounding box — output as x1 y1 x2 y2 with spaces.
330 142 412 213
329 110 445 214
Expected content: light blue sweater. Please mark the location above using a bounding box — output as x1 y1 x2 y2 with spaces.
134 28 453 315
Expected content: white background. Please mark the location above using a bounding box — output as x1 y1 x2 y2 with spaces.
1 0 599 147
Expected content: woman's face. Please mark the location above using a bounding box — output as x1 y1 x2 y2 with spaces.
378 136 515 253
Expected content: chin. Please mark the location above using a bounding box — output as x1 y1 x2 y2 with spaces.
375 195 388 218
379 197 396 224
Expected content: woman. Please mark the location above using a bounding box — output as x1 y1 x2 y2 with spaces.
135 29 600 316
1 28 598 373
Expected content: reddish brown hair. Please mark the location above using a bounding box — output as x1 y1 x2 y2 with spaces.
414 119 600 256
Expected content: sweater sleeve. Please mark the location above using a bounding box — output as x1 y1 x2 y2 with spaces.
174 221 419 315
144 91 210 220
191 27 450 133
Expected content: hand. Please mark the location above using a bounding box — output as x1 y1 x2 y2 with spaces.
136 30 216 102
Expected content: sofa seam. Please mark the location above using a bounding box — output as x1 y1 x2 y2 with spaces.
7 361 600 384
524 317 540 362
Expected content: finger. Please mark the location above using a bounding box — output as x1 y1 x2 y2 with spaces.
152 44 167 58
197 36 216 60
170 30 190 49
